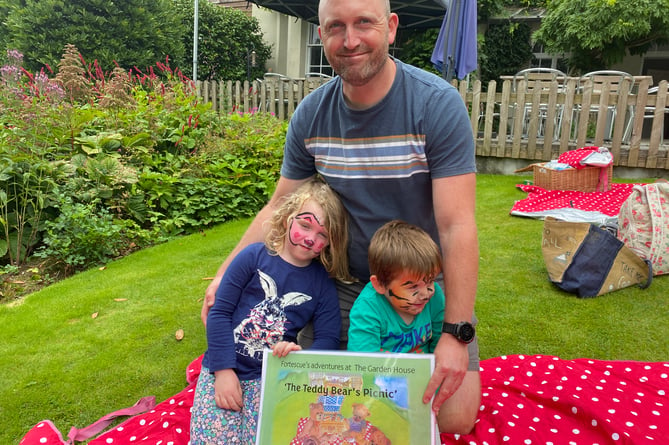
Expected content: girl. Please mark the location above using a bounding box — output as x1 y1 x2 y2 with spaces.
190 178 351 444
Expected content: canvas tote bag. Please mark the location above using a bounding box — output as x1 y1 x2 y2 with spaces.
542 217 652 297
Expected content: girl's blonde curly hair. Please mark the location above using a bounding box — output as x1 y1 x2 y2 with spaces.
265 178 354 282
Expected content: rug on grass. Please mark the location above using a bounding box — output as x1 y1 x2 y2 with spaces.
20 354 669 445
440 354 668 444
510 183 640 224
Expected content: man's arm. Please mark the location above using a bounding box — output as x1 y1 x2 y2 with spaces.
422 173 479 408
201 175 313 325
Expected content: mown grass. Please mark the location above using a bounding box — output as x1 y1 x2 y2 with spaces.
2 174 668 444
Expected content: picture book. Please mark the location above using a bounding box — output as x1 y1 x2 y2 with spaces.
257 349 436 445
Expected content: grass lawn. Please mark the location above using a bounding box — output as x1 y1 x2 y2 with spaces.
2 174 668 444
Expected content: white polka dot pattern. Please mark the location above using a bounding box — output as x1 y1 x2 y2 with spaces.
510 184 638 221
441 354 669 444
20 355 669 445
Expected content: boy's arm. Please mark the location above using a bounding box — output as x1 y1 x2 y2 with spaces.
428 283 446 353
347 297 384 352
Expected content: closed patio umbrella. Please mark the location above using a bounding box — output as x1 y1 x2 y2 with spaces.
431 0 478 81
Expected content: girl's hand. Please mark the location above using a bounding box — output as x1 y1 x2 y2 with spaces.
272 341 302 358
213 369 243 411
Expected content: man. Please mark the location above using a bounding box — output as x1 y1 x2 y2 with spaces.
202 0 480 434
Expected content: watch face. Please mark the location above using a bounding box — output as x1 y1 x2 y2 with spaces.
459 323 475 342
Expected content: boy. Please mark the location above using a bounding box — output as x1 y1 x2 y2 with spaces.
347 220 444 353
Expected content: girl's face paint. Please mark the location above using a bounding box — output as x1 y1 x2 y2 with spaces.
282 199 330 266
384 272 436 318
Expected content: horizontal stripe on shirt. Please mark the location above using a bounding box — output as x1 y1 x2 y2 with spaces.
305 135 429 179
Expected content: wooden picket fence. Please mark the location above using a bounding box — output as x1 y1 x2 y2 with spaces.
196 77 669 170
196 76 331 120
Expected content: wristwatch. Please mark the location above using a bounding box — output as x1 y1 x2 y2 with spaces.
442 321 475 344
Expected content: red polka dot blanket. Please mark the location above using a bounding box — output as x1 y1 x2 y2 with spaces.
440 355 669 445
510 183 640 224
20 354 669 445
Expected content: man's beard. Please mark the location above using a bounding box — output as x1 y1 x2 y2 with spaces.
327 44 389 87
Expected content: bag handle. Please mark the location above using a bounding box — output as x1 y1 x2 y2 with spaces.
67 396 156 442
645 184 665 269
640 259 653 289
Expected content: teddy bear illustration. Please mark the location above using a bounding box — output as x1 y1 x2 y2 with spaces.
343 403 371 443
298 402 324 441
233 269 311 361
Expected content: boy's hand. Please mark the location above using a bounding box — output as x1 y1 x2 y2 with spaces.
272 341 302 357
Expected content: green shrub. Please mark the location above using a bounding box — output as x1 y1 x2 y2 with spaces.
35 197 125 273
1 47 286 272
34 194 156 274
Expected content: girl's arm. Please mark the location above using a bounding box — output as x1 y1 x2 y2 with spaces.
206 249 254 372
309 279 342 350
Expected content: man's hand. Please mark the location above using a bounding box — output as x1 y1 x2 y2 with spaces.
214 369 243 411
422 334 468 412
201 276 222 326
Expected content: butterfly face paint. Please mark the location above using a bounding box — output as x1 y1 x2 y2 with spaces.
288 209 329 256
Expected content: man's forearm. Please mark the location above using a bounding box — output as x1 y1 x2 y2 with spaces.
441 226 478 323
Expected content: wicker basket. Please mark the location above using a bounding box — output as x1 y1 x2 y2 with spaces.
533 163 613 192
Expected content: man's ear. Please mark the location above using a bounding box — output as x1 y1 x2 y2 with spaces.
370 275 387 294
387 12 399 44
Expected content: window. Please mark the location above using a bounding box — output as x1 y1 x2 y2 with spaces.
642 42 669 84
307 25 333 76
530 42 569 73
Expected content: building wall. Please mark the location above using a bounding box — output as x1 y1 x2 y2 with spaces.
254 6 310 78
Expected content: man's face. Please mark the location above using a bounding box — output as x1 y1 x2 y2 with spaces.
318 0 398 87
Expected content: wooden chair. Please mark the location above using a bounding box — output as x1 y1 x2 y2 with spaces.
577 70 635 140
511 68 568 139
624 84 669 144
513 67 567 93
261 73 292 115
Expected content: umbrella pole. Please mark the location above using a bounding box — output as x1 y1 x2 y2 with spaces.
444 0 462 82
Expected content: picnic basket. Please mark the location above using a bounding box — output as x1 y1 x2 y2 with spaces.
532 163 612 192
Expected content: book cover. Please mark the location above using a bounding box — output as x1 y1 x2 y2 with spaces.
257 349 436 445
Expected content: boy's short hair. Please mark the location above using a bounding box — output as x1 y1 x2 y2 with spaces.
368 220 442 286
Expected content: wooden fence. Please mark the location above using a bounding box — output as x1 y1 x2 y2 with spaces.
196 77 669 170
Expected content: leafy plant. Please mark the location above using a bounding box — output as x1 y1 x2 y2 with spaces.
34 195 146 274
396 28 442 75
1 45 286 275
0 157 58 265
171 0 272 81
535 0 669 72
4 0 185 74
479 21 533 85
